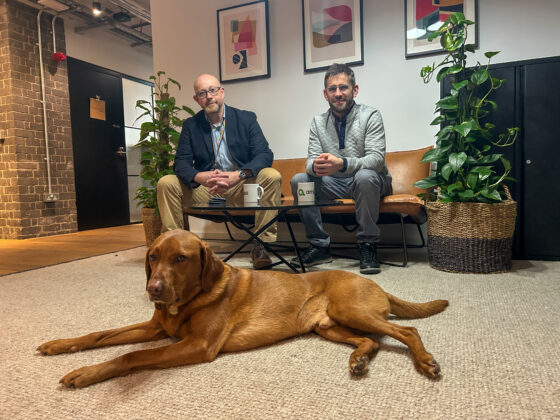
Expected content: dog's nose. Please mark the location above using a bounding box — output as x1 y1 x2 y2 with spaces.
147 279 164 298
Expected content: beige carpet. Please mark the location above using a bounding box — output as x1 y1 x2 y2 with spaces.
1 244 559 419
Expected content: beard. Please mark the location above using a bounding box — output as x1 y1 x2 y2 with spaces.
204 101 221 114
329 97 354 116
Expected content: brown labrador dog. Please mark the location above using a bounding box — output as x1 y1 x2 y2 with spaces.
38 230 449 388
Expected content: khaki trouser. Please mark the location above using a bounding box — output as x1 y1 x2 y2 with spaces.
156 168 281 242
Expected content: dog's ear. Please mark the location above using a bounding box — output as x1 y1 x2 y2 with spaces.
200 242 224 292
145 248 152 290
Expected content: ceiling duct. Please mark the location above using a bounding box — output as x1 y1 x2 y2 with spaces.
107 0 150 23
20 0 152 49
113 11 131 22
37 0 69 11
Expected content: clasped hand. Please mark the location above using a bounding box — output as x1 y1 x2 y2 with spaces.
313 153 344 176
196 169 239 195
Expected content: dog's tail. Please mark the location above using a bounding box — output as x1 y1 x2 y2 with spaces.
386 293 449 319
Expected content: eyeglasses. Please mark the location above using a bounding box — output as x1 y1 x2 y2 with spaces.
195 86 223 99
326 84 351 94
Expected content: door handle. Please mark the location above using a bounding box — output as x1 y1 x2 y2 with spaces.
116 146 127 157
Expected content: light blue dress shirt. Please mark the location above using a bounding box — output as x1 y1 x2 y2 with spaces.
209 106 238 171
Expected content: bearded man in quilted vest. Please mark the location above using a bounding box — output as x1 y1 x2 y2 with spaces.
290 63 393 274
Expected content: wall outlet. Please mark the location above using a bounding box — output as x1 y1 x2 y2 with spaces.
44 193 58 202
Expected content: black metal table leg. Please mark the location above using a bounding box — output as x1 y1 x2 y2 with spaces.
221 209 301 273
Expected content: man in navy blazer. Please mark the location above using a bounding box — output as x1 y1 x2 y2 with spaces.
157 74 281 269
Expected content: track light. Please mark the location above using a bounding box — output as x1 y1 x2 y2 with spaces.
92 1 102 16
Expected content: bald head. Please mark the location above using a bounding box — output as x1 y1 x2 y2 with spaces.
193 74 220 92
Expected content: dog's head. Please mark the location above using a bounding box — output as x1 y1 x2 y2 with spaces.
144 230 224 307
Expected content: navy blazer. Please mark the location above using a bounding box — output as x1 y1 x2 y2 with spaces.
173 105 274 185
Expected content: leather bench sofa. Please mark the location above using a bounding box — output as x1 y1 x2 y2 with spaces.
184 146 432 266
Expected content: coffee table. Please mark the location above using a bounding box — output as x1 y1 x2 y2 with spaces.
188 199 342 273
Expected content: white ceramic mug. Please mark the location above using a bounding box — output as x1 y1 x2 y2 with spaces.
297 182 315 203
243 183 264 203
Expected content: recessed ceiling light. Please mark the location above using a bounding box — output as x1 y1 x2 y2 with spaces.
92 1 102 16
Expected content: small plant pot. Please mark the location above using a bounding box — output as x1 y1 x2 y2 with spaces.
141 207 162 247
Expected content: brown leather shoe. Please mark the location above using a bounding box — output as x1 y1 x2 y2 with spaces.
250 244 272 269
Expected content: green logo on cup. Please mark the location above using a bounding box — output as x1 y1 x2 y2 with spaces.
298 188 305 197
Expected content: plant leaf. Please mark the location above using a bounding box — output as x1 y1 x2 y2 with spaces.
441 31 454 50
480 188 502 202
449 152 467 172
413 177 439 189
471 166 492 181
438 191 453 203
441 163 453 180
484 51 500 59
471 69 489 85
430 115 445 126
437 95 458 110
452 80 469 91
453 121 473 137
466 172 478 189
447 181 462 194
458 189 474 201
478 154 502 164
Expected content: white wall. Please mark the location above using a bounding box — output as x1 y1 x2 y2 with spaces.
150 0 560 239
151 0 560 156
64 18 154 80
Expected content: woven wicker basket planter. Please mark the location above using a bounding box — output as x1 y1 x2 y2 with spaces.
425 189 517 273
141 207 162 247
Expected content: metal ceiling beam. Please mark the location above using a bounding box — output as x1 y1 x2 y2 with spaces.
74 21 110 33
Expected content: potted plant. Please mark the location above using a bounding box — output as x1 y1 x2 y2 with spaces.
134 71 194 245
413 13 519 273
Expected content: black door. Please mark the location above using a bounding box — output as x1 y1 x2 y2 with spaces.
68 58 130 230
470 66 522 257
522 61 560 259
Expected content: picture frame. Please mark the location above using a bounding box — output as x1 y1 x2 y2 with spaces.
217 0 270 83
302 0 364 73
404 0 478 58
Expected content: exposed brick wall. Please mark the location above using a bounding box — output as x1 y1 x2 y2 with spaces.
0 0 77 239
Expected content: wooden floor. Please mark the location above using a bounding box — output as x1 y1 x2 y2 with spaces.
0 224 146 276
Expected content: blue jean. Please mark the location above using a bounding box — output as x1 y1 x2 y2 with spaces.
290 169 392 247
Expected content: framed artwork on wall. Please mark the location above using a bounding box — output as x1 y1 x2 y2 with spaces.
405 0 478 58
302 0 364 73
217 0 270 83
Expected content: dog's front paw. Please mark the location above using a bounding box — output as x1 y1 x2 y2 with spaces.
37 339 81 355
414 354 441 378
349 354 369 376
60 365 105 388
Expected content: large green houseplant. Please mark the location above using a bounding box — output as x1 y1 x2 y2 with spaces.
134 71 194 245
413 13 519 273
